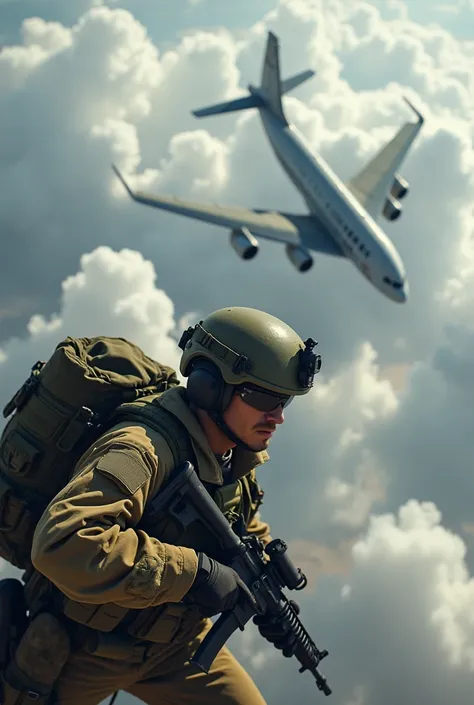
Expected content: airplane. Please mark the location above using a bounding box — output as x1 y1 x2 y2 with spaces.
112 30 424 303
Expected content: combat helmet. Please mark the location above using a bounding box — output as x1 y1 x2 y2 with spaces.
178 306 321 448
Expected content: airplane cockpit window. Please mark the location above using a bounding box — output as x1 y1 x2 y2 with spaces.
383 276 404 289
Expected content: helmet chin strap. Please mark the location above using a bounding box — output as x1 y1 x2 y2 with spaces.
209 411 257 454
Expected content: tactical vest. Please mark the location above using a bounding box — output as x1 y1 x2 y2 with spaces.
24 396 265 653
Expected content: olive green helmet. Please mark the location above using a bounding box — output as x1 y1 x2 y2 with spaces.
178 306 321 397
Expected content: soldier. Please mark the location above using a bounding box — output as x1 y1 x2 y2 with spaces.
29 306 321 705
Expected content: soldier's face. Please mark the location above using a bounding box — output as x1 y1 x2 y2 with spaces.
223 393 285 451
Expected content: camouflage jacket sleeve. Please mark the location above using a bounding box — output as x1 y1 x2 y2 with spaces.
30 422 198 609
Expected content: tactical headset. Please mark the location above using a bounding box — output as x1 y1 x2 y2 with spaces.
185 358 235 414
182 356 256 450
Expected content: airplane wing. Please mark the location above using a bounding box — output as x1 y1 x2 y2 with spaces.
112 166 344 258
347 97 424 220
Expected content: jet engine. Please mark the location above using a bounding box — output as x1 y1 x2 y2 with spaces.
390 173 409 200
229 227 259 260
382 194 402 222
285 244 314 272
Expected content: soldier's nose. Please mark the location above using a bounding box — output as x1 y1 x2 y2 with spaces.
266 405 285 425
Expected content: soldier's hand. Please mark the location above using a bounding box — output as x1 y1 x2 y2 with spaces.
253 600 300 657
186 553 255 617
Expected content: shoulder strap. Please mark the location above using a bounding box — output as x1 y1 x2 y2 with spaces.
110 397 195 468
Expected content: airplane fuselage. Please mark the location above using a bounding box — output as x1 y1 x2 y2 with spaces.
250 88 409 303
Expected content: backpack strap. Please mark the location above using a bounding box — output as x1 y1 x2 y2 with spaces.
109 397 195 469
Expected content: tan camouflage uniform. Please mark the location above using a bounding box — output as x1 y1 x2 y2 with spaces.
30 387 271 705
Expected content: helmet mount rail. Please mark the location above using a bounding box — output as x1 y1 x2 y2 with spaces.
179 322 253 375
298 338 321 389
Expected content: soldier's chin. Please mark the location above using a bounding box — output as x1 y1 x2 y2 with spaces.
248 436 271 452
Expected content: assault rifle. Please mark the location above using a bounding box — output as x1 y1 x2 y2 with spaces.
147 461 332 696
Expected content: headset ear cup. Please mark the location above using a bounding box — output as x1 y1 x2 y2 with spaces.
186 359 226 412
221 384 234 412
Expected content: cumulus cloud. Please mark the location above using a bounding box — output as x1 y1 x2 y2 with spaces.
364 321 474 547
0 245 184 424
333 500 474 705
0 6 248 343
233 500 474 705
261 341 397 546
3 0 474 704
0 0 473 373
0 1 99 46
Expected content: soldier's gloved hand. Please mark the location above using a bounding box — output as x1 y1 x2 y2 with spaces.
253 600 301 658
186 552 255 617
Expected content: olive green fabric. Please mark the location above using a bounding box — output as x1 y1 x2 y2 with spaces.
1 612 71 705
180 306 314 396
0 336 180 569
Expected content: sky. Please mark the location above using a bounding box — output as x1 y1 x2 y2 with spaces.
1 0 474 703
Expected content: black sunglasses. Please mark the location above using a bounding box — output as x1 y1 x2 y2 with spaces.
235 386 294 412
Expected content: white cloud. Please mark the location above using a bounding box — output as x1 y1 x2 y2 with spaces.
335 500 474 703
148 129 230 196
360 321 474 544
1 0 474 374
3 0 474 703
261 342 397 545
238 499 474 705
136 28 243 165
0 245 184 429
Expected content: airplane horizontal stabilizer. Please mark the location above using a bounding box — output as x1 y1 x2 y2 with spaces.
280 69 316 95
192 94 264 118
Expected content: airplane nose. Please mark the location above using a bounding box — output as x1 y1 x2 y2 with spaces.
398 283 408 303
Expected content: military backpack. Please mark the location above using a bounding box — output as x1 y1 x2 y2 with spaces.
0 335 183 571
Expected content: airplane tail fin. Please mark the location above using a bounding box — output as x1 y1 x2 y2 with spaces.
192 32 315 122
259 31 286 123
